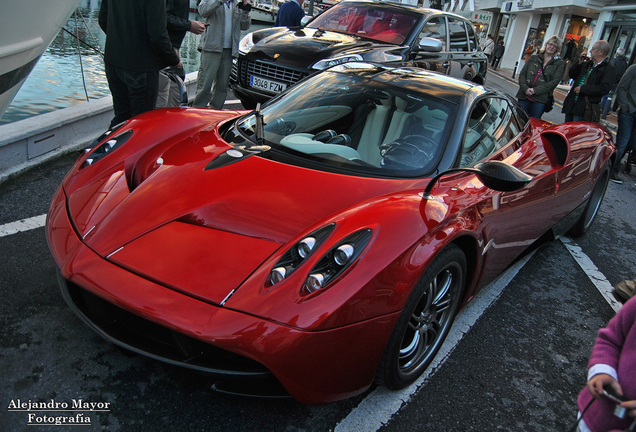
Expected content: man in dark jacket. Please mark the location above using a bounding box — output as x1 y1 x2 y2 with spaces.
562 40 616 123
275 0 305 27
166 0 206 79
99 0 181 128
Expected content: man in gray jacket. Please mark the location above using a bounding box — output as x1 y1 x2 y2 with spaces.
193 0 251 109
611 64 636 184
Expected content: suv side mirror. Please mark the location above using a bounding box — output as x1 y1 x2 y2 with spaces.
418 37 443 53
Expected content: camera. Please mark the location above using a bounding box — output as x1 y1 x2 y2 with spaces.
603 384 629 419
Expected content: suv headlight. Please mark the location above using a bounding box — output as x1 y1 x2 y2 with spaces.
239 33 254 54
312 54 363 70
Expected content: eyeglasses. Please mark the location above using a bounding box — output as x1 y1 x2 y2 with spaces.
547 42 557 47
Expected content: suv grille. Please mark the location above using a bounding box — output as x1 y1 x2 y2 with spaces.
237 57 308 92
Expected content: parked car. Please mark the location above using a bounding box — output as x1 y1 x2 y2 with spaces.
47 62 614 405
230 0 487 108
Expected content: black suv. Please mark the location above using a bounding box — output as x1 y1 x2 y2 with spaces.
230 0 487 108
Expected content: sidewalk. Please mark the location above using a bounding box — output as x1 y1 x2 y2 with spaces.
487 66 618 132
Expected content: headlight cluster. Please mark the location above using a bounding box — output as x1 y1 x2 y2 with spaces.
269 224 336 286
303 229 372 294
81 129 132 169
312 54 363 70
268 224 373 295
239 33 254 54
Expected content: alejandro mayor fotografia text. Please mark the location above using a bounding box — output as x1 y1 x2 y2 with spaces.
7 398 111 426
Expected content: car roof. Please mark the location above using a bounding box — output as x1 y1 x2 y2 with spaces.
329 62 482 105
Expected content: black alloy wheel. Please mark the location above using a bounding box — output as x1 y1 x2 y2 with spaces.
377 244 466 390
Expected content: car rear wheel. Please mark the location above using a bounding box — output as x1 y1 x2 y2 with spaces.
377 244 466 390
568 163 610 237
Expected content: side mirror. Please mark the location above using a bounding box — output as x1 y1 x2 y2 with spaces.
421 161 532 199
418 37 443 53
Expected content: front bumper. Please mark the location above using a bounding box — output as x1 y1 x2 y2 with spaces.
46 186 399 404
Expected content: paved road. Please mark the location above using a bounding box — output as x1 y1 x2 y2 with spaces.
1 76 635 431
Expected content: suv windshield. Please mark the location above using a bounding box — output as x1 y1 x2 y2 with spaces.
307 3 420 45
235 63 456 177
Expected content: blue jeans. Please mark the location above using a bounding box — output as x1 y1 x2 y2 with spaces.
518 99 546 119
613 109 636 175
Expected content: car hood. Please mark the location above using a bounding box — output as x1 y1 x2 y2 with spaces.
249 27 389 69
64 112 419 304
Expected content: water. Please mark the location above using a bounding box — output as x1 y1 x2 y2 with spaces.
0 1 269 125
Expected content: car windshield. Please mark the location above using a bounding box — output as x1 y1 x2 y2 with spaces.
235 63 456 177
307 3 420 45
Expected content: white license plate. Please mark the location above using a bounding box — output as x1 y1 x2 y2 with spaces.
250 75 287 93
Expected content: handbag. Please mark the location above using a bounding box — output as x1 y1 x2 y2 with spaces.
544 94 554 113
583 96 601 122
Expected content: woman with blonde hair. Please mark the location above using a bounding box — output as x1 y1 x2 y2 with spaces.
517 35 565 118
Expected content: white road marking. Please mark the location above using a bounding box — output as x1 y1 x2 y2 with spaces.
560 237 622 313
0 214 47 237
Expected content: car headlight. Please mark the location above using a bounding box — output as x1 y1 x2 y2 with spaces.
239 33 254 54
267 224 335 286
312 54 363 70
303 228 373 294
81 127 132 169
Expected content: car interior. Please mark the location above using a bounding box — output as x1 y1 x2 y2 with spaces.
234 72 455 175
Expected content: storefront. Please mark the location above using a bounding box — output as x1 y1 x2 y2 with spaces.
600 9 636 64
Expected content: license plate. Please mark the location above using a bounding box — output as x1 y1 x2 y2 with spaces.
250 75 287 93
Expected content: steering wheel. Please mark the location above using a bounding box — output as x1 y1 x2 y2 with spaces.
380 134 438 169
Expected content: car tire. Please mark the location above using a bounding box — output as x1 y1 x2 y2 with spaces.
376 244 466 390
568 163 610 237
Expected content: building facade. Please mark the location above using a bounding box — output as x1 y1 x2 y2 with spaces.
429 0 636 72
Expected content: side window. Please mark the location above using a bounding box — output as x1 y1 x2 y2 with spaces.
419 17 446 51
466 22 477 51
448 18 469 52
460 98 519 167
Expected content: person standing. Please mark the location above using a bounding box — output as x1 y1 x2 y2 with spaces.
562 40 616 123
516 36 564 119
99 0 181 128
561 38 577 84
610 64 636 184
601 47 629 113
491 40 505 70
482 34 495 64
166 0 207 80
193 0 252 109
274 0 305 27
525 39 539 62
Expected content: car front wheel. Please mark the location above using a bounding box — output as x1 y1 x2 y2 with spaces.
377 244 466 390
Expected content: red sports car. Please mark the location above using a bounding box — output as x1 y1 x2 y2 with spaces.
46 63 615 405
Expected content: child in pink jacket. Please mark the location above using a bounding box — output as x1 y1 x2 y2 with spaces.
577 296 636 431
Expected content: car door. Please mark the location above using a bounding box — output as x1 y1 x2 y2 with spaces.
446 17 484 83
411 15 483 83
456 96 558 284
410 16 457 76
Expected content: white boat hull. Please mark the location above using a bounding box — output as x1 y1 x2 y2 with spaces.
251 6 277 24
0 0 82 118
